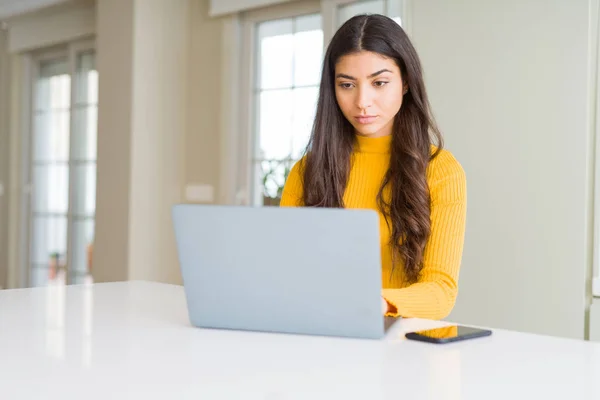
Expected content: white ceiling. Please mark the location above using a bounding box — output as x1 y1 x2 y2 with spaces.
0 0 69 20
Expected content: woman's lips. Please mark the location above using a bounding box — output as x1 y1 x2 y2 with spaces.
354 115 378 124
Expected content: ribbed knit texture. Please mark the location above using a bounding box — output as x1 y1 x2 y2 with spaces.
280 134 467 320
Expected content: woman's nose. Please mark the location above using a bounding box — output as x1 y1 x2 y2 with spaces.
356 87 373 110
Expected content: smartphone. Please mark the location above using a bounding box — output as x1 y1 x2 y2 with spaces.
405 325 492 344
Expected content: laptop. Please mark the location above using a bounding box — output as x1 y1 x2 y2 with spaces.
172 204 399 339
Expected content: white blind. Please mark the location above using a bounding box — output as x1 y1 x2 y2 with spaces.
209 0 294 17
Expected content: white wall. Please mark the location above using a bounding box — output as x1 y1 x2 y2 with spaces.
6 0 95 52
94 0 188 285
0 29 8 289
208 0 293 16
128 0 188 284
93 0 134 284
6 54 23 289
410 0 591 339
0 0 70 19
591 299 600 341
186 0 223 204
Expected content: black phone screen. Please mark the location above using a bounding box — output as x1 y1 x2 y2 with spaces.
406 325 492 343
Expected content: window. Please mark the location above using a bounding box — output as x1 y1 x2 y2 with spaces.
27 40 97 287
336 0 404 30
237 0 407 206
251 14 323 206
338 0 384 25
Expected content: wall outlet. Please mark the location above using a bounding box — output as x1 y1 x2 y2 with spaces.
185 184 214 203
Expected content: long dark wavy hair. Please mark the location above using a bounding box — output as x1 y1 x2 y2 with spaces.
301 14 443 283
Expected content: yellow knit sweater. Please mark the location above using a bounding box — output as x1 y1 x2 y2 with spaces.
280 134 467 320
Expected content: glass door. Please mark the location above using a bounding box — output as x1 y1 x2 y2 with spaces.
69 49 97 285
30 56 70 286
27 41 97 287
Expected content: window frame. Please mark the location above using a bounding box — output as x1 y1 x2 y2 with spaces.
591 0 600 298
238 1 322 206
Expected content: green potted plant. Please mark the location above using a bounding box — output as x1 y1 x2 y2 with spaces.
262 159 292 206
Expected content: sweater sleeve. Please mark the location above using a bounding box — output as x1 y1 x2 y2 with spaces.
382 150 467 320
279 159 305 207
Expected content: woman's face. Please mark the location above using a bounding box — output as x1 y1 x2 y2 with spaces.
334 51 405 138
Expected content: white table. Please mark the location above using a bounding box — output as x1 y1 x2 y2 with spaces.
1 281 599 399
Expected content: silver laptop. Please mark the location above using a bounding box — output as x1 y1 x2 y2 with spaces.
172 204 399 339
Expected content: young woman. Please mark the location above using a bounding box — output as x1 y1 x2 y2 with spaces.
279 14 467 320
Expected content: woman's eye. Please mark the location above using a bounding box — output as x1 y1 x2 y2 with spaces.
374 81 389 87
339 82 353 89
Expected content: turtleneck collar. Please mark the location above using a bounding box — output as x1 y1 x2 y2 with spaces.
354 134 392 154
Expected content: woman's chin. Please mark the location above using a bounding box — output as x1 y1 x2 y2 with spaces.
354 126 386 137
